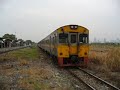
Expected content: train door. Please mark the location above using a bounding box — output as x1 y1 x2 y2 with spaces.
69 33 78 55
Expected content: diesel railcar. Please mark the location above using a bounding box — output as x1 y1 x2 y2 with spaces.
38 25 89 67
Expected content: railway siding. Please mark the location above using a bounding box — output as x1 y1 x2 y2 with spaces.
0 46 30 54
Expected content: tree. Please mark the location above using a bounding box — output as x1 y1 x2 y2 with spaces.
25 40 32 45
18 39 24 42
18 39 24 46
3 34 17 41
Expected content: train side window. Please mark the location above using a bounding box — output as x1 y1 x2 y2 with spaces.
53 37 55 44
47 40 48 43
51 37 53 43
50 36 51 44
54 35 57 44
52 37 54 44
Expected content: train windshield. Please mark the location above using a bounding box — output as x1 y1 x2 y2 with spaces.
79 34 88 43
59 33 68 43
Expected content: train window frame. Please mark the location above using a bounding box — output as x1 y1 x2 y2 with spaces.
70 34 77 44
79 34 88 43
58 33 68 44
53 37 55 44
54 34 57 44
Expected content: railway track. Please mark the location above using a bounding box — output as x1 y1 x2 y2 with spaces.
0 46 30 54
67 67 120 90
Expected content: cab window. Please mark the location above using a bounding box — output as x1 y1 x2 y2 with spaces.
79 34 88 43
59 33 68 43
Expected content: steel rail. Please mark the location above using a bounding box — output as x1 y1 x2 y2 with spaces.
78 67 120 90
67 69 96 90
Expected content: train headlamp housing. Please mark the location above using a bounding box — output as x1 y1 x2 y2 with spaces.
60 53 63 55
84 52 87 55
70 25 78 30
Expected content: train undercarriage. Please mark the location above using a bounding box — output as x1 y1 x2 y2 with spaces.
58 56 88 67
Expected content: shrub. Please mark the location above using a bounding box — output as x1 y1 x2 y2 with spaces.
89 46 120 72
105 48 120 72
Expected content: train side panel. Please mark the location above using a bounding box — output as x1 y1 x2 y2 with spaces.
38 30 58 57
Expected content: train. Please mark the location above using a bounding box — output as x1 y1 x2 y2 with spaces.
38 25 89 67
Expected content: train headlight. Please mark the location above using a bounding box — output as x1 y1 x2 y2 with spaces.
70 25 78 29
71 26 74 29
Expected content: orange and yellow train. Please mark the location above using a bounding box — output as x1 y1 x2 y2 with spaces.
38 25 89 67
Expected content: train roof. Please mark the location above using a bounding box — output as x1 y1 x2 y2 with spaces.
38 25 89 43
57 24 89 30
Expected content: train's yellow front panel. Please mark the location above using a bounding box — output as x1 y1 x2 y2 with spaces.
57 45 69 57
78 45 89 57
57 25 89 58
57 45 89 58
69 46 77 55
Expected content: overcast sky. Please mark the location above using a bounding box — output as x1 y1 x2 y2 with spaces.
0 0 120 42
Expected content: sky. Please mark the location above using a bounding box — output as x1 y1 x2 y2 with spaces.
0 0 120 42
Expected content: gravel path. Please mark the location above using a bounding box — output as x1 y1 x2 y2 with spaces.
70 68 118 90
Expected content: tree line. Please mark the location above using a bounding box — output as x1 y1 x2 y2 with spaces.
0 34 35 48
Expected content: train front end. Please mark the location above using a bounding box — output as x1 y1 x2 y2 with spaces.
57 25 89 67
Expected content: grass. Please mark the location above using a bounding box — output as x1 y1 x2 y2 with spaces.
18 67 56 90
89 44 120 72
106 48 120 71
0 46 74 90
89 45 120 88
33 81 51 90
0 46 56 90
0 46 39 61
10 46 39 59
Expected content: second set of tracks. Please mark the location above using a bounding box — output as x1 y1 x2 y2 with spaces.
66 67 120 90
0 46 30 54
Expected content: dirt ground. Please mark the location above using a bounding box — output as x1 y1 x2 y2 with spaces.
0 46 120 90
0 47 81 90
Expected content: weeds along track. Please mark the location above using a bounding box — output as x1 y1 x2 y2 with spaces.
90 50 109 52
0 46 30 54
67 67 120 90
